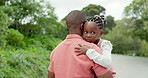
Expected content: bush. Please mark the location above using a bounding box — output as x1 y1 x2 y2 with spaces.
0 35 7 49
0 48 49 78
0 35 62 78
34 35 62 50
141 40 148 57
6 29 24 46
0 7 13 49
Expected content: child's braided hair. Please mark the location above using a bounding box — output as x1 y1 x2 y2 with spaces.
87 15 106 29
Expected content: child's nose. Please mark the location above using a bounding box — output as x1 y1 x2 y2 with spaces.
87 33 92 37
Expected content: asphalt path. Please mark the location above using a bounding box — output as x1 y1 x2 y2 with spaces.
112 54 148 78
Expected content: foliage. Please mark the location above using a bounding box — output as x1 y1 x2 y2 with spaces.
81 4 105 17
103 15 116 34
0 0 65 77
0 0 67 39
37 17 68 39
0 35 61 78
102 18 148 56
6 29 24 46
0 0 7 5
141 40 148 56
32 35 62 50
0 0 148 77
0 6 13 49
80 4 116 34
124 0 148 42
0 47 49 78
3 0 60 37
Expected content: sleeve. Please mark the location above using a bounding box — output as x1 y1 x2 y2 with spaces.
101 40 112 63
90 44 110 76
86 40 112 68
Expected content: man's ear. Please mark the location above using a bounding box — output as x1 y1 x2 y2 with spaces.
80 23 83 30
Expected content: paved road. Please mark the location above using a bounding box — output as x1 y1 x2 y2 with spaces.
112 54 148 78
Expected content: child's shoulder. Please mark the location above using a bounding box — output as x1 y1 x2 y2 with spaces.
101 39 111 43
101 39 110 42
100 39 113 47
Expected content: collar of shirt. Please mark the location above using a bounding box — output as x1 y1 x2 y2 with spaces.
66 34 83 40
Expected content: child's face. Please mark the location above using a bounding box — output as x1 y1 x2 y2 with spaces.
83 22 103 43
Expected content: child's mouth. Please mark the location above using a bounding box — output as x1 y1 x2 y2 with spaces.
85 38 92 42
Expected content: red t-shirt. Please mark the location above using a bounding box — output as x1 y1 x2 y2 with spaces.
48 34 109 78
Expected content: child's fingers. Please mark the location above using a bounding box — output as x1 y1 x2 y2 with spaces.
75 47 80 49
78 44 82 47
77 52 83 56
84 45 88 47
75 50 81 52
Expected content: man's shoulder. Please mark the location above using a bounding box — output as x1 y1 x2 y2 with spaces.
80 40 99 48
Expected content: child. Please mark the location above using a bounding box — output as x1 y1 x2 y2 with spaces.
75 15 116 77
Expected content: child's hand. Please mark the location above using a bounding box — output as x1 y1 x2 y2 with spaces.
75 44 89 56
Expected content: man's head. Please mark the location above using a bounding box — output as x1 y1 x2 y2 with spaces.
66 10 86 36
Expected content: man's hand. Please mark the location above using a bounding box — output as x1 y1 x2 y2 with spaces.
75 44 89 56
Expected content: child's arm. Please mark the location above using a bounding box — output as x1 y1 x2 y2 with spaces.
75 41 112 68
86 49 111 68
100 40 112 66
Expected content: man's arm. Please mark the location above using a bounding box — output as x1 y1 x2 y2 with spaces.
97 70 113 78
48 71 55 78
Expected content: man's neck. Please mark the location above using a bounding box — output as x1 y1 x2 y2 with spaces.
69 31 82 37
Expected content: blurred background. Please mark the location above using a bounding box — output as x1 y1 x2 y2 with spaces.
0 0 147 78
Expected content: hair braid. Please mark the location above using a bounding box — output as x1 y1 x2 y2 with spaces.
87 15 106 29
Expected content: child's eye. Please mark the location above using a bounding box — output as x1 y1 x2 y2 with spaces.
84 31 88 34
91 32 95 35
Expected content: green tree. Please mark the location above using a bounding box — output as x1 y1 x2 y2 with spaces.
3 0 59 37
0 6 13 49
103 15 116 34
124 0 148 42
81 4 105 16
103 18 140 55
61 4 106 21
80 4 116 34
103 18 148 56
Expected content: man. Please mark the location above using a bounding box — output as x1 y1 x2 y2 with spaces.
48 10 113 78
